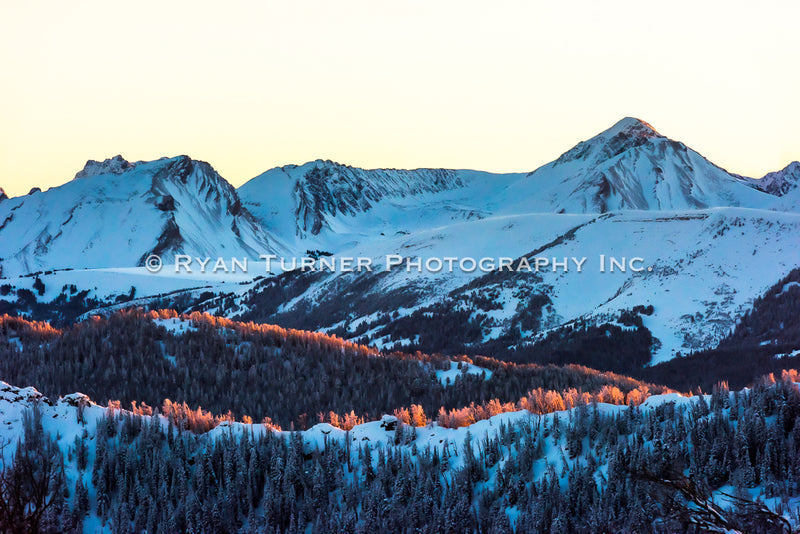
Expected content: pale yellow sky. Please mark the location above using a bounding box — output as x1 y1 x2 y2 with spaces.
1 1 798 198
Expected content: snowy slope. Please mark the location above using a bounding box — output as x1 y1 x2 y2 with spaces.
773 187 800 212
0 266 254 313
0 382 692 491
221 207 800 364
0 155 285 277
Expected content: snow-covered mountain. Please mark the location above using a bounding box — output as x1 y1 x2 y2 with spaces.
502 117 775 214
0 155 284 277
773 187 800 212
239 160 464 238
0 117 796 366
237 160 515 253
747 161 800 196
1 118 798 532
237 118 780 256
204 118 796 365
0 117 788 278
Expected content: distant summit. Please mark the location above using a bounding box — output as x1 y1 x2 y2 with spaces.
602 116 662 138
753 161 800 196
553 116 663 167
239 159 462 241
74 155 134 179
512 117 773 213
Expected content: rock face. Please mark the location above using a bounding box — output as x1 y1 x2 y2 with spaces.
290 161 462 237
155 195 176 211
752 161 800 196
74 155 135 179
379 415 399 431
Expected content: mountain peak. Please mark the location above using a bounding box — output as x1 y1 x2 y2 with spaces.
0 187 7 202
602 117 661 139
756 160 800 196
74 155 134 179
781 161 800 173
553 117 664 167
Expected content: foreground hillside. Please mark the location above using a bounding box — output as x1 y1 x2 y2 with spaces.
2 372 800 533
3 311 800 532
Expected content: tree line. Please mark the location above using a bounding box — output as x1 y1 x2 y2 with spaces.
0 310 668 431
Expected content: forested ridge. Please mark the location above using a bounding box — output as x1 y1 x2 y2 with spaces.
197 267 800 389
0 310 667 431
3 267 797 395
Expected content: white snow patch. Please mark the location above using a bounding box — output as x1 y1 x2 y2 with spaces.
778 281 800 296
436 361 493 385
153 317 197 334
775 349 800 360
